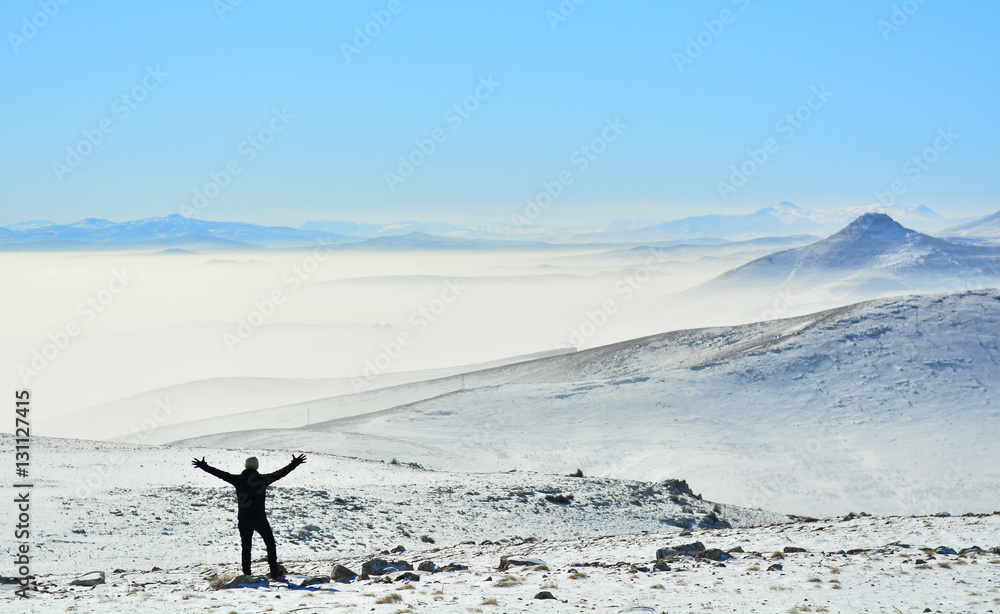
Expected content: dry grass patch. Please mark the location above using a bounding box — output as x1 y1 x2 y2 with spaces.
208 573 238 590
494 575 522 587
569 572 588 579
481 597 499 605
376 593 403 604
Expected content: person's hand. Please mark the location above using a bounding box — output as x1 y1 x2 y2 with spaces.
291 453 306 467
192 457 208 470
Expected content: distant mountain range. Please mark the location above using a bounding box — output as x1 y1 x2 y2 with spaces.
0 214 353 248
3 203 994 249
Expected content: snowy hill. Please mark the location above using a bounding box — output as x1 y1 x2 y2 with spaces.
943 209 1000 238
173 290 1000 517
5 435 1000 612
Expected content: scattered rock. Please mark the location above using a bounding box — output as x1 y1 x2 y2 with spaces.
332 564 358 583
391 545 406 553
656 542 705 559
545 493 574 505
959 546 985 555
439 563 469 572
300 576 330 587
0 577 23 585
727 546 745 554
69 571 105 587
395 572 420 582
361 559 413 577
783 546 807 553
534 590 557 600
219 574 268 589
662 479 695 497
766 564 782 572
653 560 671 572
914 559 927 565
420 535 435 544
696 548 731 562
570 469 584 478
935 546 957 555
498 556 546 570
417 561 437 572
697 512 732 529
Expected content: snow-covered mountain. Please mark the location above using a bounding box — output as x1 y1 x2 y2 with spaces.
690 213 1000 318
166 290 1000 517
943 209 1000 238
0 214 356 248
300 203 949 243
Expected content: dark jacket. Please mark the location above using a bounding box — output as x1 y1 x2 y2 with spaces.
200 461 299 520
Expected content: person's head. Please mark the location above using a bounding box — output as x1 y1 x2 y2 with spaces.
245 456 259 471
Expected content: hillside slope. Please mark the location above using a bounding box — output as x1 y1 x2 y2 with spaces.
177 290 1000 517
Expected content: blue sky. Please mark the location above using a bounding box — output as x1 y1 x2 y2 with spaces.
1 0 997 226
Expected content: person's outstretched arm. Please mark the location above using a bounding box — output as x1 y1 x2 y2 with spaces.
192 457 238 485
262 453 306 485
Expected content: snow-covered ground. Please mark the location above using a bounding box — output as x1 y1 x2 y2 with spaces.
3 437 1000 613
173 289 1000 518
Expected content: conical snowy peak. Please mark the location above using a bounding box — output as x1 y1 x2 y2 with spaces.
830 213 910 242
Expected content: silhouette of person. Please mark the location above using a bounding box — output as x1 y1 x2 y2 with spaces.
193 453 306 578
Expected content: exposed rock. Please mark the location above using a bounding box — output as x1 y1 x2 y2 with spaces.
498 556 546 570
727 546 745 554
219 574 268 589
332 564 357 583
534 590 557 599
417 561 437 572
395 571 420 582
661 479 695 497
653 560 671 572
545 493 574 505
361 559 413 577
570 469 584 478
420 535 435 544
696 548 731 562
300 576 330 587
656 542 705 559
69 571 105 587
696 512 732 529
783 546 807 553
959 546 985 555
766 564 783 572
439 563 470 572
935 546 958 555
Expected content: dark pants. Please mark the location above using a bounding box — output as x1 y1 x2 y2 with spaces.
238 515 278 575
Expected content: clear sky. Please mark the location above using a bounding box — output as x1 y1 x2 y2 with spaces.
1 0 997 227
